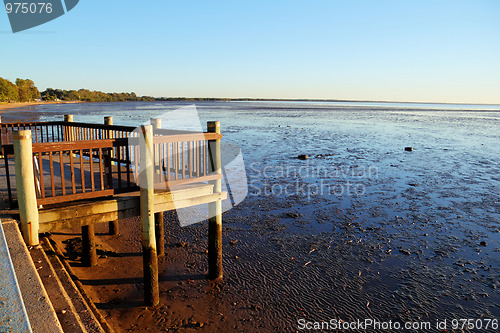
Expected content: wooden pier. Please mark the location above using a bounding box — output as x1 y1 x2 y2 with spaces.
0 116 226 306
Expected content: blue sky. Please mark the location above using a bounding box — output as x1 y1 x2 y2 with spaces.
1 0 499 103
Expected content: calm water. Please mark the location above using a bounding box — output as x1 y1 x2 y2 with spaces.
4 101 500 325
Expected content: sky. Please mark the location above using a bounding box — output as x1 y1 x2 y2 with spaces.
1 0 499 104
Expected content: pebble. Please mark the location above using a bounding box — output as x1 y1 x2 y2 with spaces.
399 249 411 255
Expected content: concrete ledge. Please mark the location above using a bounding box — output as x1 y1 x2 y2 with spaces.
1 217 63 333
0 218 32 333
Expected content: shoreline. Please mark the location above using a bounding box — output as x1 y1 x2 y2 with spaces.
0 101 84 112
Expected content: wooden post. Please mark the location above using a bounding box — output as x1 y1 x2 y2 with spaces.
63 114 74 141
207 121 223 280
0 116 3 158
81 224 97 267
13 130 39 246
150 118 162 176
104 117 119 235
150 118 165 256
64 115 75 161
154 212 164 257
140 125 159 306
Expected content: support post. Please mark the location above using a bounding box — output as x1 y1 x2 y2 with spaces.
150 118 165 256
140 125 159 306
155 212 164 257
0 115 3 158
207 121 222 280
150 118 162 176
104 116 119 235
13 130 39 246
81 224 97 267
63 114 74 141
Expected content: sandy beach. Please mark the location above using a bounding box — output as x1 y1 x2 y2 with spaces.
0 101 83 113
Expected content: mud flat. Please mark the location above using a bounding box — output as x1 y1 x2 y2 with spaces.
3 101 499 332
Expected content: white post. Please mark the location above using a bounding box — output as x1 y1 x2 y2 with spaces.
207 121 222 280
150 118 165 256
13 130 39 245
63 114 74 141
140 125 159 306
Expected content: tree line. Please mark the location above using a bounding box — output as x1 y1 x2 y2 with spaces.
0 76 155 103
0 77 39 102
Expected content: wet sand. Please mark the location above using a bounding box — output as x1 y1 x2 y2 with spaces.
48 187 499 332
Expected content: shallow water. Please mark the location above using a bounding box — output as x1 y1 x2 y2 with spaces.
3 101 500 331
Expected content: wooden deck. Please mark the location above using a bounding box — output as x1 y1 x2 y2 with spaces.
38 183 226 232
1 117 225 306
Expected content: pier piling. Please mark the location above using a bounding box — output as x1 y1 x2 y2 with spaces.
207 121 223 280
140 125 159 306
104 116 119 235
81 224 97 267
151 118 165 257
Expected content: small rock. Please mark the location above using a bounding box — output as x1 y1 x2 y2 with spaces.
286 212 300 218
404 147 413 151
297 154 308 160
480 241 488 247
399 249 411 255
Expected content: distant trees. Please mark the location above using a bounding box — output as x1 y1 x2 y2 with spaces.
16 78 39 102
0 77 40 102
0 77 19 102
41 87 155 102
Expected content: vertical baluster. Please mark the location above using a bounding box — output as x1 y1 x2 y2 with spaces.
187 141 193 178
80 149 85 193
174 142 178 180
38 152 45 198
89 148 95 191
70 148 76 194
49 151 55 197
134 145 139 186
117 144 122 188
98 148 104 190
60 150 65 195
166 143 171 182
203 141 207 176
126 144 131 187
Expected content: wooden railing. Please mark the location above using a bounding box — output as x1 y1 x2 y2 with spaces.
150 130 223 188
8 121 225 302
31 138 137 205
1 118 223 207
0 121 136 145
